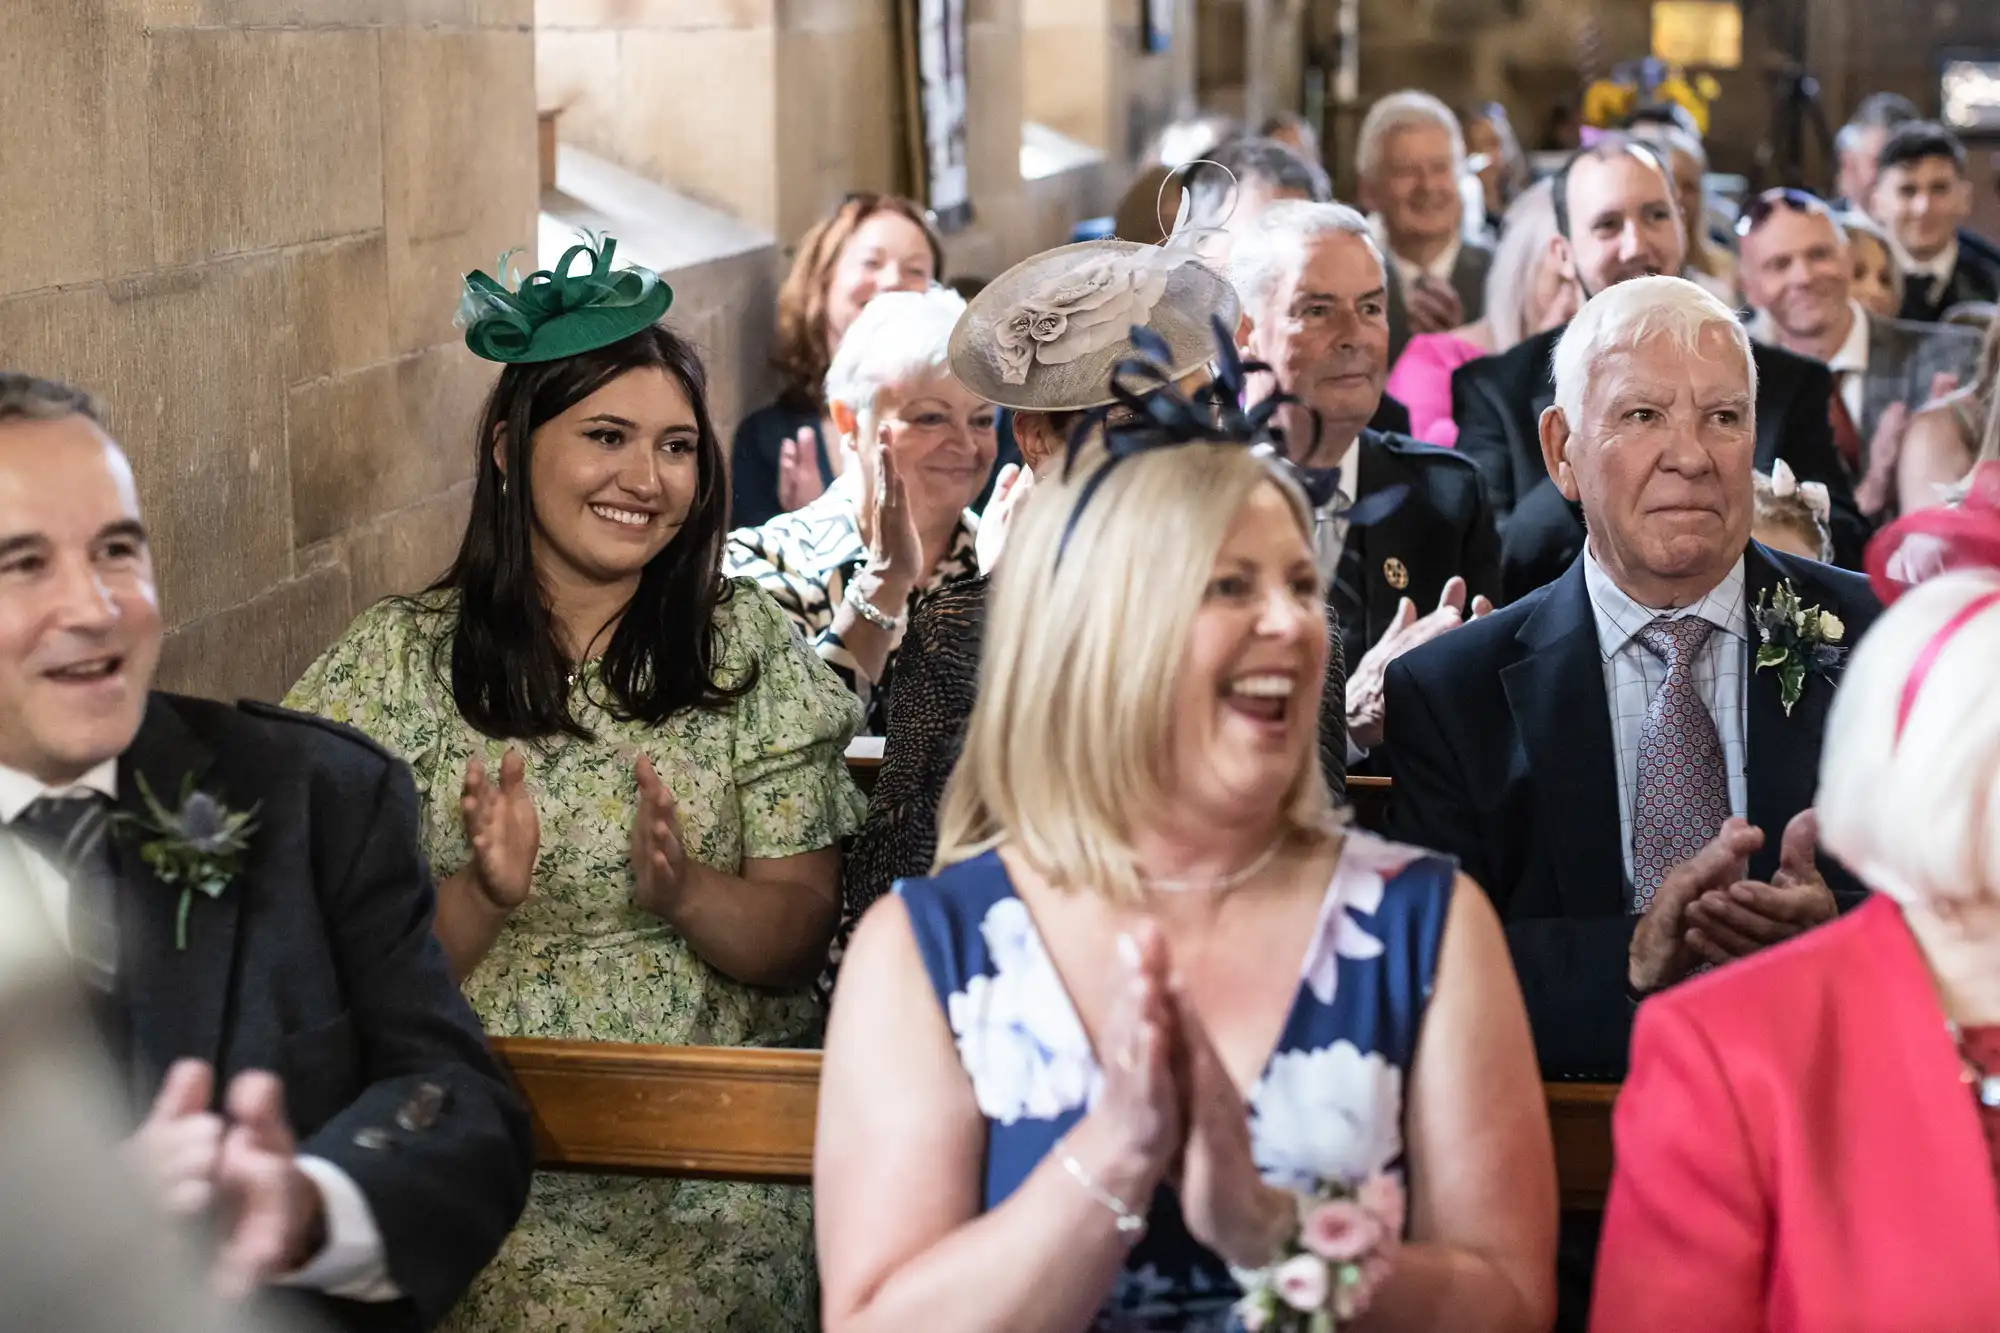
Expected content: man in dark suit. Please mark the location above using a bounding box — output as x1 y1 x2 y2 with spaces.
0 374 531 1332
1870 121 2000 325
1833 92 2000 277
1453 136 1866 599
1230 197 1500 757
1388 278 1878 1332
1737 188 1982 518
1355 90 1495 366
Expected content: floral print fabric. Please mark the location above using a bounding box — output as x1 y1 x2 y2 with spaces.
284 580 866 1333
896 832 1452 1331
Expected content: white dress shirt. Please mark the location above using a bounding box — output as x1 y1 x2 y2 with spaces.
0 760 400 1302
1581 550 1751 886
1826 299 1872 426
1308 434 1362 581
1368 213 1462 290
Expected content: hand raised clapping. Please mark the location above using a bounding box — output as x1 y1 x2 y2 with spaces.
460 749 540 910
630 755 693 920
1348 576 1493 750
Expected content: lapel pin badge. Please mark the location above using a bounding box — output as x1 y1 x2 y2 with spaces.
1382 557 1409 590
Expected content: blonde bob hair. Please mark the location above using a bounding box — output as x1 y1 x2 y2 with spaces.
934 442 1336 902
1817 570 2000 908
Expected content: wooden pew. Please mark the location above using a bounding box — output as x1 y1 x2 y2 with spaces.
493 1039 1617 1206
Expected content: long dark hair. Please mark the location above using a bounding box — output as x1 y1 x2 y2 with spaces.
421 324 751 741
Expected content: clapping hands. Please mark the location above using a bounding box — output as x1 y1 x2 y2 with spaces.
125 1059 326 1297
1348 576 1493 750
460 749 540 911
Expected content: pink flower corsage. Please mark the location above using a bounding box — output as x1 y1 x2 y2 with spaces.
1232 1171 1403 1331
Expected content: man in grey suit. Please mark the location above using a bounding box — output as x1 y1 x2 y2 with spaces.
1737 188 1981 522
1356 89 1494 366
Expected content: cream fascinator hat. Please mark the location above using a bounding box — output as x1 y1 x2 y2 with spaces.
948 234 1239 412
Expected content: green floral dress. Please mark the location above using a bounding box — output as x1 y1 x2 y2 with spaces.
285 579 865 1333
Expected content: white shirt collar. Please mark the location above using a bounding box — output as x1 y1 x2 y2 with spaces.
1329 435 1359 507
1367 213 1461 286
0 760 118 825
1581 546 1748 661
1827 300 1871 377
1894 235 1958 285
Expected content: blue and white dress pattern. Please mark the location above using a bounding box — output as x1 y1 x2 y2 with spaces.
898 831 1453 1331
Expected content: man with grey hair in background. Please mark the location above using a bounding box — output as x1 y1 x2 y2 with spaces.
1385 274 1880 1327
1229 199 1499 762
1355 89 1493 363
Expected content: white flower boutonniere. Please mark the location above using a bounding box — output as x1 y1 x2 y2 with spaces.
115 775 260 949
1751 580 1848 717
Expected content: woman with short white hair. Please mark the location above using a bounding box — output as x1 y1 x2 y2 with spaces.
726 287 997 732
1592 498 2000 1328
816 332 1554 1331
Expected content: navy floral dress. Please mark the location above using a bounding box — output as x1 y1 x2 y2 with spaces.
897 831 1454 1331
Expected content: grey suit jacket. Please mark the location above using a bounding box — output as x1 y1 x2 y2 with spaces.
1386 242 1493 366
1857 314 1984 450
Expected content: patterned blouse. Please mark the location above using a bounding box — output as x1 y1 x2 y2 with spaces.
724 469 980 733
283 579 865 1333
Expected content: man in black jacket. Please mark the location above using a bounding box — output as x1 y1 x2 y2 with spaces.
1870 121 2000 324
1230 197 1501 755
0 374 531 1333
1452 136 1865 599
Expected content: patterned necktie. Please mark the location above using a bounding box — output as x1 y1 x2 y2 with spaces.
15 794 118 992
1629 617 1731 912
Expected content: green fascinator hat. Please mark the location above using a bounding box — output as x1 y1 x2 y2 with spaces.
455 233 673 364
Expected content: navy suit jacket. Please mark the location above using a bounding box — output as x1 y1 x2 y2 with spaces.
1382 544 1880 1080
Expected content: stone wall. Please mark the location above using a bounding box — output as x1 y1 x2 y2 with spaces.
0 0 540 704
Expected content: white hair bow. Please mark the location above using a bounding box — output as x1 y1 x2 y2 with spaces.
1768 459 1830 526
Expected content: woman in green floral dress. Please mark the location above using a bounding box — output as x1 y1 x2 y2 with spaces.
286 241 864 1332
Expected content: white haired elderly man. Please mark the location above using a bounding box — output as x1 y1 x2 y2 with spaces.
1229 199 1499 759
1384 274 1881 1324
1356 90 1493 363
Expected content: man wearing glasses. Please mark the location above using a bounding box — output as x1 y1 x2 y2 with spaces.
1737 187 1982 522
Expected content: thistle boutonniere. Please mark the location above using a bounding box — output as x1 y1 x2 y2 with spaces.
114 775 260 950
1752 580 1848 718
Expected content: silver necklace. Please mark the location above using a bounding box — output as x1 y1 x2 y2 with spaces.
1946 1020 2000 1109
1141 837 1286 895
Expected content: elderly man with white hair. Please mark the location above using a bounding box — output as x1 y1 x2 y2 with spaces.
1229 199 1499 755
1385 273 1882 1324
1356 90 1493 364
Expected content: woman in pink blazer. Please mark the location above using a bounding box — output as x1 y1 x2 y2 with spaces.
1591 509 2000 1332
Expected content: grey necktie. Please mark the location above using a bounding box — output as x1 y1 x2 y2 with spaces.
1629 617 1731 912
15 795 118 992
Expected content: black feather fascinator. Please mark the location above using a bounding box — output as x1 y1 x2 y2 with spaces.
1055 316 1408 561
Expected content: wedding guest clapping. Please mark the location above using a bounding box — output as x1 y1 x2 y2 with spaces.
1592 505 2000 1331
816 350 1555 1333
726 287 997 733
0 373 531 1332
288 237 864 1333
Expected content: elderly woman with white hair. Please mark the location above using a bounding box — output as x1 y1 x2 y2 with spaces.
1384 179 1581 446
726 286 997 732
1590 496 2000 1328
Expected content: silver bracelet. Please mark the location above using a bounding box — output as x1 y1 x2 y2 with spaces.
843 577 904 632
1060 1152 1148 1240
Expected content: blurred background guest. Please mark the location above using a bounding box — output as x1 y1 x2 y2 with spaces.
1736 188 1981 521
1183 135 1331 252
730 194 943 528
1751 462 1834 562
1871 122 1999 324
1357 90 1493 365
1461 101 1529 240
817 394 1554 1333
1839 209 1907 320
289 245 864 1333
1258 110 1322 167
1387 178 1579 447
1898 316 2000 513
1592 546 2000 1331
1629 122 1738 303
1832 92 1922 211
726 287 995 734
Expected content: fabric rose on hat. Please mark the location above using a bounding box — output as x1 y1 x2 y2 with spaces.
993 249 1195 384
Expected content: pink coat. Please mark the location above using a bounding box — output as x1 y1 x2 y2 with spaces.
1383 332 1486 447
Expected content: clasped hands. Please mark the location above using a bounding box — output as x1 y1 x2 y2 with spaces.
459 749 697 921
1628 811 1839 995
1088 924 1294 1271
124 1059 326 1298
